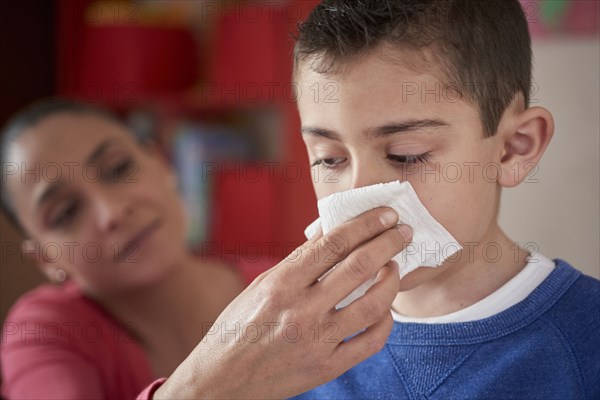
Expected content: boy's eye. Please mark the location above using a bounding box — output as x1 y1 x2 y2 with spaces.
387 152 431 164
311 157 347 170
50 202 79 229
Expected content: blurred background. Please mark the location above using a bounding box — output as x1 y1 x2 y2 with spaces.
1 0 598 328
502 0 599 280
1 0 321 326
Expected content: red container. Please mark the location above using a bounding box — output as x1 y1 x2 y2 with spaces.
79 25 199 104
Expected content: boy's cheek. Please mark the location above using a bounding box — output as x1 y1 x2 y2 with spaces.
311 169 351 199
418 179 497 245
313 180 344 200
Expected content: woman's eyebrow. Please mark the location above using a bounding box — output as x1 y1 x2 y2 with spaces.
86 138 117 164
34 139 117 209
35 182 65 211
301 119 450 141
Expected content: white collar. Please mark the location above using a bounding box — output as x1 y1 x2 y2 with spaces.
391 253 555 324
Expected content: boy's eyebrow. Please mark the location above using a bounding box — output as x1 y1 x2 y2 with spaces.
368 119 450 138
301 119 450 141
301 127 341 140
34 139 116 209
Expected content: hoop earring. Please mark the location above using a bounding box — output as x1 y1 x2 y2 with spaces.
53 269 67 284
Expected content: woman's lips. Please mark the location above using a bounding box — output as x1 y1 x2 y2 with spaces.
119 219 161 262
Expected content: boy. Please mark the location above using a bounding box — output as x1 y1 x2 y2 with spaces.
291 1 599 399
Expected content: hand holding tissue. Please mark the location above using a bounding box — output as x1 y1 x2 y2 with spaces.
305 181 461 308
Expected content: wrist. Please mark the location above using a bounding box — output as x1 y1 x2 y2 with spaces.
152 362 208 399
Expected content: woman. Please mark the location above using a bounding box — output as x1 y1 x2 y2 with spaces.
0 99 411 399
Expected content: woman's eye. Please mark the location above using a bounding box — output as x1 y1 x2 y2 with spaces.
110 159 134 181
311 157 347 170
387 152 431 165
50 202 79 228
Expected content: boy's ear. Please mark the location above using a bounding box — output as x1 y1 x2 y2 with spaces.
498 106 554 187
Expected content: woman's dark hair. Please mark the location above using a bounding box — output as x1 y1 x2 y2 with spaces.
293 0 532 137
0 99 135 236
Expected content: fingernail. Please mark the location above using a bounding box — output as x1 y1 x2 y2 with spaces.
379 210 398 227
396 224 412 240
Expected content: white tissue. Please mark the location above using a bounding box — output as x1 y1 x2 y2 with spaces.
305 181 461 308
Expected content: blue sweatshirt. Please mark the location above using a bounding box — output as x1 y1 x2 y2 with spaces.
293 260 600 399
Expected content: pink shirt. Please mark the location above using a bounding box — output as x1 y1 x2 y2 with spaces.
1 281 159 399
1 261 264 399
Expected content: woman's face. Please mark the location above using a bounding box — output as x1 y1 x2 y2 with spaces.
4 112 188 295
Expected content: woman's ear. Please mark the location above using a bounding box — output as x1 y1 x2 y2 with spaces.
145 138 162 154
498 106 554 187
142 138 178 176
22 239 42 265
22 239 68 283
166 172 179 191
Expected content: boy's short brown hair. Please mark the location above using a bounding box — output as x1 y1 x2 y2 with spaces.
293 0 532 137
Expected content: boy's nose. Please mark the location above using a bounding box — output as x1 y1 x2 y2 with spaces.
350 165 389 190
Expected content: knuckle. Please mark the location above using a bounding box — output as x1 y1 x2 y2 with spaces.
262 280 286 305
362 212 385 236
360 295 387 318
389 228 410 250
284 243 306 264
380 314 394 334
346 251 374 279
279 309 300 327
368 335 387 354
315 355 335 378
252 269 270 286
321 232 349 260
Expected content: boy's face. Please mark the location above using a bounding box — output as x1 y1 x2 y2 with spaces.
297 47 508 285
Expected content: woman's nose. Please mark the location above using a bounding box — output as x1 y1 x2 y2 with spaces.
91 187 133 232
